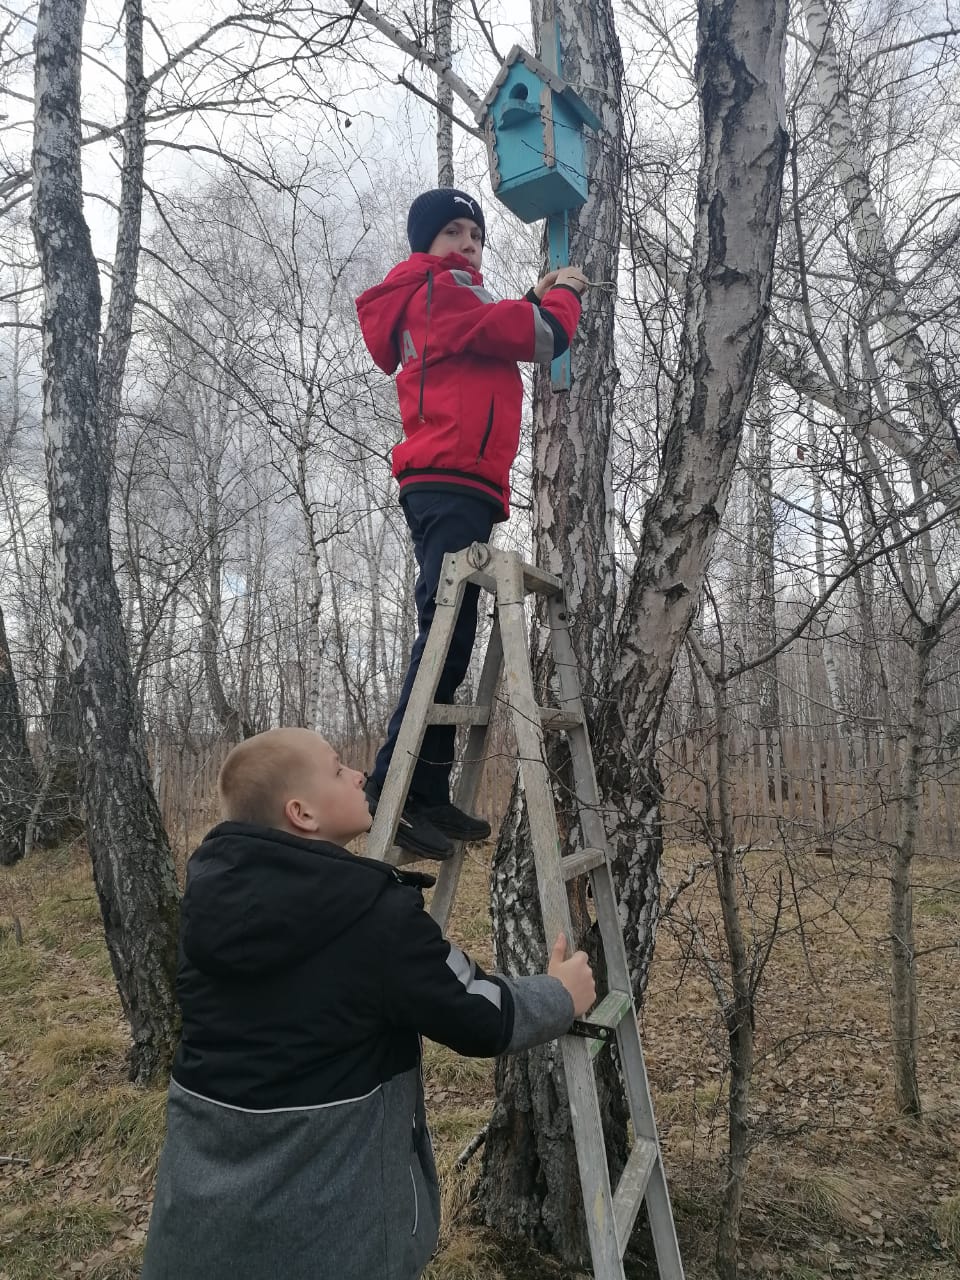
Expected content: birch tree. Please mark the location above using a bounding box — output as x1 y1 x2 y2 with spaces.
31 0 180 1081
0 603 36 865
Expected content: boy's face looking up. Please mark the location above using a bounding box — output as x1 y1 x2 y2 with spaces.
217 728 371 846
428 217 483 270
281 735 371 845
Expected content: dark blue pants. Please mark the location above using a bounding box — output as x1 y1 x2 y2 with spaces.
370 490 496 806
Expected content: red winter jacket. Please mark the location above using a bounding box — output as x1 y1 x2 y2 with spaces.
356 252 581 520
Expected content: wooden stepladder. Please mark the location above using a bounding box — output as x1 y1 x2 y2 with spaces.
366 543 684 1280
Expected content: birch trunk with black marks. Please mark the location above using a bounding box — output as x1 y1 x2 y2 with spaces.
480 0 624 1259
433 0 454 186
890 625 933 1118
707 663 758 1280
200 458 249 743
25 646 85 854
752 378 781 797
809 417 842 721
98 0 145 459
603 0 788 985
481 0 788 1261
0 604 36 866
31 0 180 1081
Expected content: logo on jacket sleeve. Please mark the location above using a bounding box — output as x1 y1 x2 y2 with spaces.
401 330 418 364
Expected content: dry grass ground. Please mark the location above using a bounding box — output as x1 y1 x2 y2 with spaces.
0 838 958 1279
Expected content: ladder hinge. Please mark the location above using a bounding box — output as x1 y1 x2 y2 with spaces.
569 1019 615 1042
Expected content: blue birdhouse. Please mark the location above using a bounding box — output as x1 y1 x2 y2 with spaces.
479 46 602 224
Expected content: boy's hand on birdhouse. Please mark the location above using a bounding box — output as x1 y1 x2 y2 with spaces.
554 266 589 296
534 269 560 299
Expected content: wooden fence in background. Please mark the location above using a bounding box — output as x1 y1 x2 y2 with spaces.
660 728 960 856
155 724 960 858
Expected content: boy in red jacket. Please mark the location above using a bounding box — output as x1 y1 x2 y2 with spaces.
356 188 587 858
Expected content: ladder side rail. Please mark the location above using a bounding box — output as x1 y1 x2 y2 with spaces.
547 597 686 1277
494 553 575 937
545 598 647 1007
592 862 686 1276
430 610 505 931
366 550 471 863
588 865 660 1141
495 552 625 1278
546 595 638 991
544 593 609 845
637 1160 686 1280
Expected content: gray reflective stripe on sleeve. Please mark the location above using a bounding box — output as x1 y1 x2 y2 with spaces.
447 269 495 304
532 305 556 362
445 943 502 1010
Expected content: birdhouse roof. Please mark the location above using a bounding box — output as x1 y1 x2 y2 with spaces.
478 45 602 132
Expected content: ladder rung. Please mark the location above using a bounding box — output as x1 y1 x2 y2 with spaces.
613 1138 659 1252
426 704 491 726
521 562 563 596
391 848 428 867
561 846 607 880
392 847 461 869
539 706 583 731
569 990 634 1059
426 704 579 730
588 990 634 1029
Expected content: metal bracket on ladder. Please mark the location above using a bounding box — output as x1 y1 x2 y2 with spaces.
365 543 685 1280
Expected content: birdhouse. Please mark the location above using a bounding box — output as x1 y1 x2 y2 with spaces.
479 46 602 224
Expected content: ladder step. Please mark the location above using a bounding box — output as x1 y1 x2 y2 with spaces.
569 989 635 1059
521 562 563 596
613 1138 659 1253
391 847 456 868
539 706 583 731
426 704 491 726
426 704 581 730
561 846 608 880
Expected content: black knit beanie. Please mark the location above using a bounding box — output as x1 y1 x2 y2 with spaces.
407 188 486 254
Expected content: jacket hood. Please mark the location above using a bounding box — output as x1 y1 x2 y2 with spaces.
180 822 435 978
355 252 481 374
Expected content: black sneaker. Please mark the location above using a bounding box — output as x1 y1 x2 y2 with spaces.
365 779 453 862
417 802 492 842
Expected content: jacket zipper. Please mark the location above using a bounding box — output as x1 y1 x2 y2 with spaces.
478 397 495 460
417 271 434 422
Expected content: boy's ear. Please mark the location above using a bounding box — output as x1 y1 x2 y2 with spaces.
283 797 317 834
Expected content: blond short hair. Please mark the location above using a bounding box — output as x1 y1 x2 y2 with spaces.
217 729 318 827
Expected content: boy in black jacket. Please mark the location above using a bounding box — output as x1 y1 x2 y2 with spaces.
141 727 594 1280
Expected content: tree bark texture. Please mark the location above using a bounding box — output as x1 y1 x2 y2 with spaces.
890 628 931 1118
201 455 251 743
25 645 85 855
752 381 779 734
610 0 789 747
0 604 36 866
98 0 147 460
433 0 454 186
601 0 788 995
480 0 627 1263
752 378 782 802
31 0 181 1083
711 672 756 1280
482 0 788 1263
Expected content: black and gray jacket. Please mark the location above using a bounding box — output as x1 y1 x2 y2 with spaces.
141 823 574 1280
